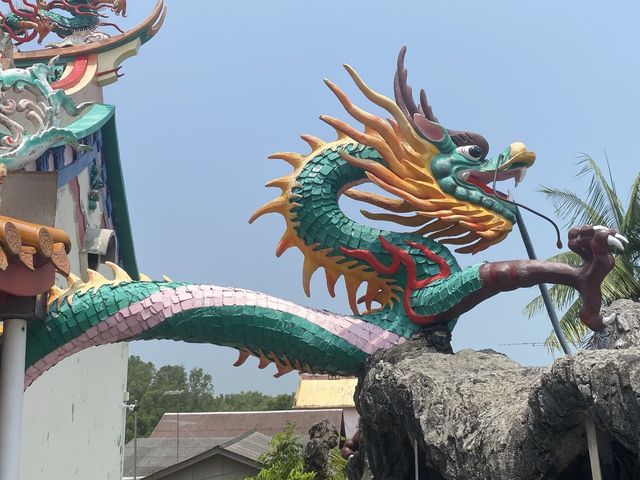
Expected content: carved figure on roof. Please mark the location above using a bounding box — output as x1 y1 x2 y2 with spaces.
0 39 92 170
0 0 127 47
17 48 626 387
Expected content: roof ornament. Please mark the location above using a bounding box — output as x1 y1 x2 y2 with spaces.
0 31 93 171
0 0 128 48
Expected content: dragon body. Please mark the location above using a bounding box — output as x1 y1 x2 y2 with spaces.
21 49 626 386
0 0 126 46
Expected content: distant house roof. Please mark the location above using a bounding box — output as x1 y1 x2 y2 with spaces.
123 432 271 479
149 409 344 440
123 436 229 478
294 374 358 408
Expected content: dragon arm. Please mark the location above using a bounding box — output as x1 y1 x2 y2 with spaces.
342 225 623 334
427 226 622 332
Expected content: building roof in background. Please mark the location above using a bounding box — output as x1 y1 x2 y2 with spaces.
149 409 344 440
294 374 357 408
123 436 228 478
222 431 270 464
123 432 271 479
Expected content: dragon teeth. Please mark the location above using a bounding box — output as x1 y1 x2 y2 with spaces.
514 168 527 187
460 171 470 181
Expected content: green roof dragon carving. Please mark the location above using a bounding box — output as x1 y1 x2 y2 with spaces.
0 33 91 171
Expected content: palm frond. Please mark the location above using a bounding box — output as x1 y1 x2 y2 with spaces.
545 251 584 266
600 260 640 302
576 155 625 230
544 299 585 351
622 172 640 247
529 155 640 352
542 261 640 351
540 187 608 229
523 278 579 318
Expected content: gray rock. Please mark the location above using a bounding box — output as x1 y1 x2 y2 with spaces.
355 323 640 479
304 419 339 479
587 299 640 350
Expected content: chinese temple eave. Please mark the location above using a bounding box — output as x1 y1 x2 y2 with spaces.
13 0 166 67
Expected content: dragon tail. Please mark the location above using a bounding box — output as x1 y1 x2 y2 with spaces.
27 264 407 386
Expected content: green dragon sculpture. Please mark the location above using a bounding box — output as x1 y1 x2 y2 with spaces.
0 0 126 47
22 48 626 387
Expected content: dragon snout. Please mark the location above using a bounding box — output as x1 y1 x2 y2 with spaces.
501 142 535 170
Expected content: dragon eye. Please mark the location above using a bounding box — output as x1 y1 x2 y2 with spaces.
455 145 484 161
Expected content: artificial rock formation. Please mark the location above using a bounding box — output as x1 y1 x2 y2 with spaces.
353 306 640 480
304 419 340 480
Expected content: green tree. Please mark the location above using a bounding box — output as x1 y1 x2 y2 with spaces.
187 368 216 411
524 156 640 349
125 357 295 441
246 423 316 480
125 356 158 440
327 448 347 480
213 391 294 412
125 358 215 440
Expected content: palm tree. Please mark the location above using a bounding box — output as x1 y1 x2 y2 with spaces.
524 155 640 350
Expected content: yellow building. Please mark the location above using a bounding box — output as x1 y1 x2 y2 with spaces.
293 374 359 439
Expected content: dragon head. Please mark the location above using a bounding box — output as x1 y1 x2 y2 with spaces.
322 47 536 254
86 0 127 17
110 0 127 17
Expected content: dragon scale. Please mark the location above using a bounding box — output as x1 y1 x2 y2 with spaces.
22 49 625 387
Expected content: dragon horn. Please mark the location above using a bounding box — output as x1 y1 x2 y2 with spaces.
394 46 491 158
48 54 60 67
393 46 439 123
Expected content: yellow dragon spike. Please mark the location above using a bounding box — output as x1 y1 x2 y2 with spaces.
268 152 305 169
300 134 326 152
105 261 133 284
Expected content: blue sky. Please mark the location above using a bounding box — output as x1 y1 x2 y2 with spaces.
99 0 639 394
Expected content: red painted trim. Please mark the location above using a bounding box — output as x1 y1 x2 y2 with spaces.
69 177 86 248
51 56 89 91
340 236 452 326
0 262 55 296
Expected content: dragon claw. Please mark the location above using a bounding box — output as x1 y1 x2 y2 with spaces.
566 225 620 331
602 313 617 326
615 233 629 245
607 235 625 252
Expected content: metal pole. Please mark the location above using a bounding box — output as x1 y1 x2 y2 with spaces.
133 408 138 480
0 319 28 480
515 207 572 355
585 418 603 480
176 394 180 463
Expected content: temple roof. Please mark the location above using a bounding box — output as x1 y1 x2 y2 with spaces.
0 215 70 275
11 1 166 88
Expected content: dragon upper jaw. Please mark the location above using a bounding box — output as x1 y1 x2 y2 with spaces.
457 142 535 199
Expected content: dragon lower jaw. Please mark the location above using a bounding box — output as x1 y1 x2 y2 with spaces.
460 166 529 198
